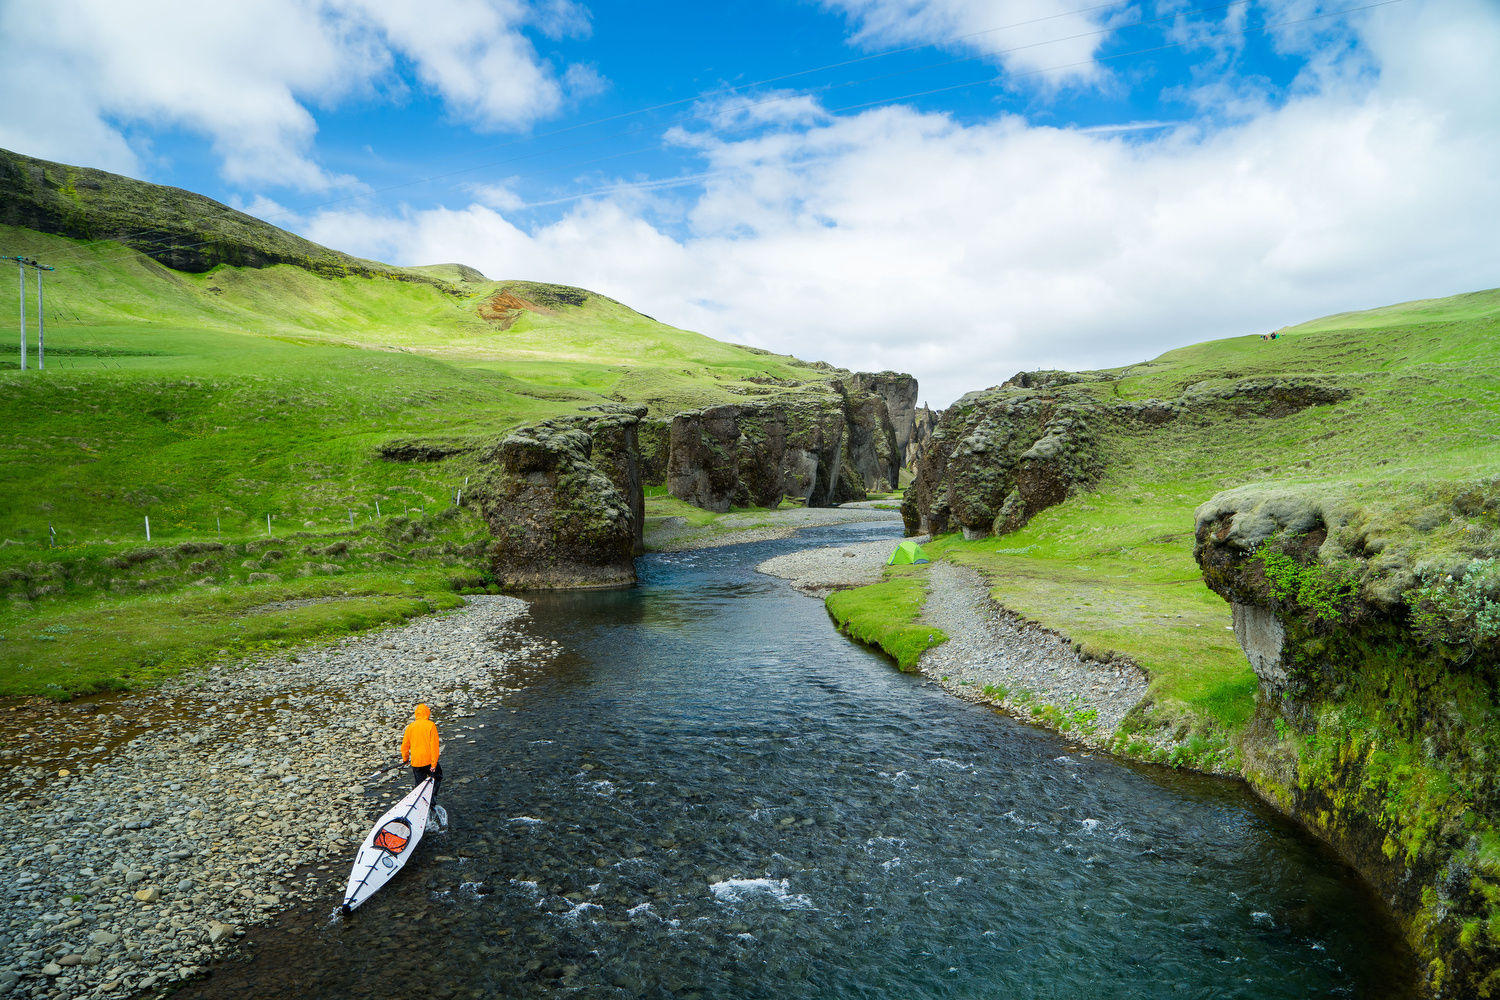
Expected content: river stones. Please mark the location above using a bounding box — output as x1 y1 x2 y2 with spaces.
0 595 546 1000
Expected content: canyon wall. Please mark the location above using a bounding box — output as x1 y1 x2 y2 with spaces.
666 373 913 512
472 406 646 589
462 370 916 584
903 373 1350 540
1195 482 1500 999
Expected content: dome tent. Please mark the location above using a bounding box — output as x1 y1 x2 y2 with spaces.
886 539 929 565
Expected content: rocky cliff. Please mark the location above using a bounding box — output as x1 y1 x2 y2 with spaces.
472 406 646 589
666 374 909 512
1195 480 1500 998
851 371 919 471
0 147 419 279
903 372 1350 539
463 369 914 582
906 404 939 470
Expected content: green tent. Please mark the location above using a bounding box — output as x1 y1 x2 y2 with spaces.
886 540 929 565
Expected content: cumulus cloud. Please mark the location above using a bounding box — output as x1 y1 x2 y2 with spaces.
337 0 591 131
305 0 1500 406
0 0 594 190
818 0 1125 86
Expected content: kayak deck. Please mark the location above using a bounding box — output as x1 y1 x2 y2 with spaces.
342 777 435 914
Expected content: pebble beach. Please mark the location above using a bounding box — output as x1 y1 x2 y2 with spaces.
758 546 1151 750
1 595 547 1000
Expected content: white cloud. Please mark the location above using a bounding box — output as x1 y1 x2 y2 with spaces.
227 194 298 226
305 0 1500 407
335 0 593 131
0 0 594 190
467 182 527 211
532 0 593 40
818 0 1124 86
678 91 832 135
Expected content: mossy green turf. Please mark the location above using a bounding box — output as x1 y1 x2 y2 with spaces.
642 494 787 530
839 287 1500 752
1 572 466 699
825 569 947 670
640 494 798 552
0 225 828 698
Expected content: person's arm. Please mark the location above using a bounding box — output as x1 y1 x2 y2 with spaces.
431 725 440 763
400 725 412 764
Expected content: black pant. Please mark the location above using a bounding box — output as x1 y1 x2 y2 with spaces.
411 762 442 802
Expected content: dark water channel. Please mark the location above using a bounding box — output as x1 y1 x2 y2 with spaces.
178 522 1415 1000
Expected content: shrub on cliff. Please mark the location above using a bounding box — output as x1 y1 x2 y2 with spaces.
1255 548 1361 629
1408 558 1500 658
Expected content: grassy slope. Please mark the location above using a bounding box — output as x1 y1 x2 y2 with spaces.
842 288 1500 761
0 146 402 279
0 224 828 698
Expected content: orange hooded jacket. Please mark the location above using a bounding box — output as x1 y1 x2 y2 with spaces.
401 704 440 769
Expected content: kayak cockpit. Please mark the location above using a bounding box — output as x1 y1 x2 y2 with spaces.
373 818 412 855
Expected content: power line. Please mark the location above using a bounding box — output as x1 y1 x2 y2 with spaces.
50 0 1402 277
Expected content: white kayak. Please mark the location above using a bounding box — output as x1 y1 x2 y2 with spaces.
341 777 435 914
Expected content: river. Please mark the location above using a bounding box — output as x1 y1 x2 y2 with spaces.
174 521 1415 999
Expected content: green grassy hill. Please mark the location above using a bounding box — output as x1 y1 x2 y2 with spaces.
848 287 1500 759
0 146 408 277
0 156 832 699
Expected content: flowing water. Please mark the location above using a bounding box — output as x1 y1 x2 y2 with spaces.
177 522 1415 1000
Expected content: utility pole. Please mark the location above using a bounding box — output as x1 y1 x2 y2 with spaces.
6 257 54 371
13 257 23 371
36 263 47 369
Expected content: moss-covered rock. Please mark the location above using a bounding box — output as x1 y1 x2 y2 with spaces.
902 388 1102 538
906 403 940 469
665 372 909 512
473 407 645 588
841 378 902 494
904 373 1361 540
637 417 673 487
1195 479 1500 997
848 371 917 486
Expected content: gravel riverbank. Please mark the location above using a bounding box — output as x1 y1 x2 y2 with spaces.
760 536 1150 750
915 563 1149 748
645 505 900 552
1 595 550 1000
756 536 926 596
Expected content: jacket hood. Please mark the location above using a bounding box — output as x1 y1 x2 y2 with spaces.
414 703 430 721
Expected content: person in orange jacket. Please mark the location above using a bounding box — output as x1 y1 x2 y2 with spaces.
400 703 442 800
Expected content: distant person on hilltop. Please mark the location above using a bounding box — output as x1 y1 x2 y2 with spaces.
400 703 442 802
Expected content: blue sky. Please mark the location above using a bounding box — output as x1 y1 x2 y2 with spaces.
3 0 1498 404
49 0 1324 231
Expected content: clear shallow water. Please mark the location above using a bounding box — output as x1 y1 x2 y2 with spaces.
178 522 1415 1000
